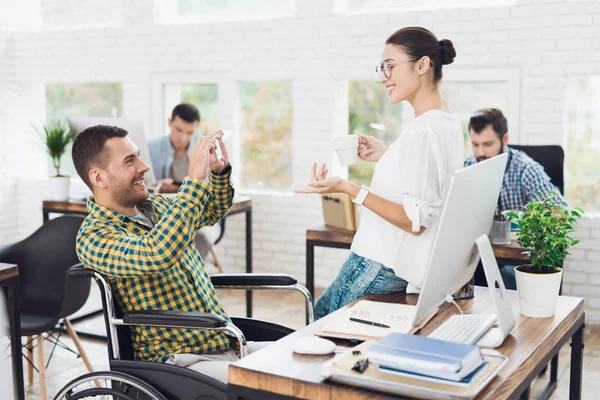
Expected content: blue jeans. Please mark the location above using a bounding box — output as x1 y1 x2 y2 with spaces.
314 252 408 320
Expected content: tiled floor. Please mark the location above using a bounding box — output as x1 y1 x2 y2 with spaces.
16 288 600 399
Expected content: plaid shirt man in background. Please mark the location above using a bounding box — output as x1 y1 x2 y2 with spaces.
464 108 567 211
71 125 267 383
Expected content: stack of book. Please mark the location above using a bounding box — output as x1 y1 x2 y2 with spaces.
324 333 507 399
367 333 486 386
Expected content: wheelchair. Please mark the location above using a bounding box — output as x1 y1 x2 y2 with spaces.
54 264 314 400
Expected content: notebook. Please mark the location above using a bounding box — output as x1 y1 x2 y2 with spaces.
368 333 484 381
323 341 508 400
379 362 490 388
317 300 438 341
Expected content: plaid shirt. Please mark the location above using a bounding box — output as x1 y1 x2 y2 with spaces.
465 146 567 211
76 169 234 363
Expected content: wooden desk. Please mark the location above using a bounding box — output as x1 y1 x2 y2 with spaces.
229 288 585 400
305 225 530 298
42 196 255 317
1 263 24 400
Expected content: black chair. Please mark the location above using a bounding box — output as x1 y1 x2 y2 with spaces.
54 265 314 400
509 144 564 195
0 215 94 400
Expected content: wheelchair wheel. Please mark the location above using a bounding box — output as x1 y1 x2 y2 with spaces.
53 370 168 400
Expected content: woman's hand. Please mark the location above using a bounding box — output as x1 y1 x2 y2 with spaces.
357 133 386 162
294 162 350 194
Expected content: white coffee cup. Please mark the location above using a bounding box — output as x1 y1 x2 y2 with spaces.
332 134 359 166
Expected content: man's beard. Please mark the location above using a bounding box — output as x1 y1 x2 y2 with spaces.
477 142 504 162
108 173 148 208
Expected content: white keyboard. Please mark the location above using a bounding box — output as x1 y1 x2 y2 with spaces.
428 314 497 345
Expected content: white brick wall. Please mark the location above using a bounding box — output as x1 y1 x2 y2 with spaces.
2 0 600 321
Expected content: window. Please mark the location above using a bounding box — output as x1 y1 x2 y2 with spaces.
239 81 293 192
348 80 413 186
45 82 123 177
162 84 220 135
564 76 600 211
155 0 295 23
46 83 122 121
335 0 515 14
41 0 122 29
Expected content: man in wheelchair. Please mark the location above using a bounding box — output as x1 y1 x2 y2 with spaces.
70 125 268 383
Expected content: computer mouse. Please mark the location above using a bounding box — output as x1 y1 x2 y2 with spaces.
292 337 336 355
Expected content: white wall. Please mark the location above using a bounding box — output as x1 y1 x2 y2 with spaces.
2 0 600 320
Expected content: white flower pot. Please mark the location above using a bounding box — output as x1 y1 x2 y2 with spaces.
48 176 70 201
515 266 563 318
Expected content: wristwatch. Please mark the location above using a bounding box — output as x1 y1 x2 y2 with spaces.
352 185 370 206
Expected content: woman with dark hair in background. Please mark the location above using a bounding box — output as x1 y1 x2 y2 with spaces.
296 27 465 319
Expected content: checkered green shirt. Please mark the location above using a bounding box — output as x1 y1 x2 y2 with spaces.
76 169 234 363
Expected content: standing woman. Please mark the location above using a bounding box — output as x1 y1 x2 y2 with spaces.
296 27 465 319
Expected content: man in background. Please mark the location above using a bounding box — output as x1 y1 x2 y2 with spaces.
148 104 222 266
465 108 567 288
465 108 566 211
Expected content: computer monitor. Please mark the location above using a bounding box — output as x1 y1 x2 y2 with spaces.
412 153 508 326
67 117 157 186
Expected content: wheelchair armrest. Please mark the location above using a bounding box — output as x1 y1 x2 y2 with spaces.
68 263 94 279
122 310 227 329
211 273 297 287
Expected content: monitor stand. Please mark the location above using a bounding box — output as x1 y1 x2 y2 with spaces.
474 234 516 348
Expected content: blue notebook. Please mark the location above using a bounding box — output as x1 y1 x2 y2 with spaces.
379 362 490 387
367 332 484 381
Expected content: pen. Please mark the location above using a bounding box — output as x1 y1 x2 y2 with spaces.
349 317 390 328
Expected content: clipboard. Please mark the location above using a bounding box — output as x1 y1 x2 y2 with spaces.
323 341 508 400
322 193 359 230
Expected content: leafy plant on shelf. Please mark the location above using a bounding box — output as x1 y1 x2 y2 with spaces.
33 118 72 177
506 192 584 274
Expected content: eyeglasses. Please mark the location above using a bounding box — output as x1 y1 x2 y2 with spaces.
375 61 393 81
375 59 413 80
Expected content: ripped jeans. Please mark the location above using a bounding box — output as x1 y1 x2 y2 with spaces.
314 252 408 320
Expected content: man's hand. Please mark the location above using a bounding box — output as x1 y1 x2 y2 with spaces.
294 162 353 195
188 132 219 180
208 130 230 173
357 133 386 162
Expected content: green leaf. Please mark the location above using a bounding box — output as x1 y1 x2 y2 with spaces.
32 118 72 177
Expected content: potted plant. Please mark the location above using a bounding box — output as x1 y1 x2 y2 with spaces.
34 118 73 201
507 193 584 318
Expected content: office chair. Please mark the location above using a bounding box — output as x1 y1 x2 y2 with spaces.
0 215 94 400
509 145 564 195
54 264 314 400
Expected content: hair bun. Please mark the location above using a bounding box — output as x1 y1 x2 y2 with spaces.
438 39 456 65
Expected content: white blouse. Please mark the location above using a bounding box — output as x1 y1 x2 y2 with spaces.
351 109 464 290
